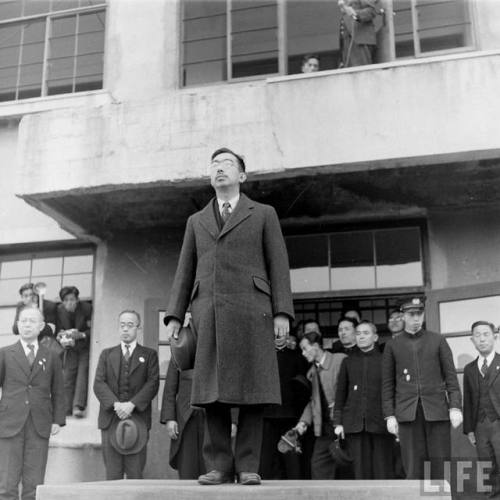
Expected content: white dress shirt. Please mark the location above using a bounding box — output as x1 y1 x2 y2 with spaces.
477 350 496 376
217 194 240 217
121 340 137 357
20 338 39 358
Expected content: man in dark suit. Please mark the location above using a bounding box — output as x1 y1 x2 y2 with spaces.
93 310 159 480
160 363 205 479
56 286 93 417
164 147 294 485
0 307 66 500
463 321 500 496
382 296 462 480
334 321 393 479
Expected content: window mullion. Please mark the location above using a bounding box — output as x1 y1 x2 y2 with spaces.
277 0 286 76
72 13 80 92
411 0 421 56
226 0 232 81
41 15 52 97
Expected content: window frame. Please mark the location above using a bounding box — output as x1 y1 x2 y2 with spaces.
0 2 107 101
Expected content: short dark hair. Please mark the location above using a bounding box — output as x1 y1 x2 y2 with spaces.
19 283 35 296
357 320 377 335
119 309 141 327
59 286 80 301
211 147 246 172
301 331 323 347
304 318 321 329
338 316 359 328
471 321 496 334
302 53 320 65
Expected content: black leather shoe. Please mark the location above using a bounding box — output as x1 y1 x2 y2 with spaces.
238 472 261 485
198 470 233 485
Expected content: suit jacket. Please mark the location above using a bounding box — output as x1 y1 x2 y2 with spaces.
382 329 462 422
0 341 66 439
300 351 347 437
56 301 93 352
463 353 500 434
93 344 159 430
165 194 294 406
333 349 387 434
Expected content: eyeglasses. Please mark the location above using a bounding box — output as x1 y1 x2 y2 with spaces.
389 316 404 322
210 158 237 169
120 322 138 329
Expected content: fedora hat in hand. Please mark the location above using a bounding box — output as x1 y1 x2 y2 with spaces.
329 437 353 467
170 321 197 371
110 415 148 455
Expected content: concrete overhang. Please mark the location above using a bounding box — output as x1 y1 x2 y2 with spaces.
19 156 500 240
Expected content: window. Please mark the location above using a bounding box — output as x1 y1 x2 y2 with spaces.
394 0 472 58
0 0 106 102
286 227 423 294
181 0 473 86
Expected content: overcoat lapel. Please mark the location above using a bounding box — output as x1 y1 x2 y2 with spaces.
488 352 500 386
219 194 253 239
199 199 220 240
129 345 145 376
109 345 122 381
11 341 30 377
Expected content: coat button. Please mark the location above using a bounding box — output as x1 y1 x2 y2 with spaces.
25 401 29 404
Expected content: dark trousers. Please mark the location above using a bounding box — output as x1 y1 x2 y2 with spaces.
101 429 148 479
203 402 264 475
346 431 394 479
176 410 206 479
475 418 500 495
0 414 49 500
311 432 336 480
259 418 302 480
63 346 89 414
398 403 451 480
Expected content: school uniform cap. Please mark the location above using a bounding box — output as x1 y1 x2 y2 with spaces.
400 296 426 312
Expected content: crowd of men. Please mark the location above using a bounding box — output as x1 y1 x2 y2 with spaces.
1 146 499 499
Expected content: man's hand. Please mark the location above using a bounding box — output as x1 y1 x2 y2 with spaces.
166 420 179 440
166 319 181 341
114 401 135 420
334 425 345 439
274 314 290 339
386 416 399 436
294 421 308 436
467 432 476 446
449 408 463 429
51 424 60 435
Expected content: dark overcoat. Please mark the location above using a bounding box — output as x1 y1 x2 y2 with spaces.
463 352 500 434
382 328 462 422
166 194 294 406
0 341 66 439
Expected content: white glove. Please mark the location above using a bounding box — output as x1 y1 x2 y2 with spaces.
334 425 345 439
386 416 399 436
449 408 463 429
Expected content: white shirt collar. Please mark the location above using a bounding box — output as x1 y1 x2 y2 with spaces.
217 194 240 214
20 338 39 357
316 352 327 369
121 340 137 356
478 350 496 372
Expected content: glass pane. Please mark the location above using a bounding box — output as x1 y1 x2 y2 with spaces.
394 0 415 58
78 10 105 36
286 0 340 74
76 31 104 55
184 0 225 20
375 228 423 288
330 232 375 290
184 13 226 41
61 273 92 298
0 0 22 20
75 53 102 77
32 257 63 276
0 307 17 336
1 260 30 279
158 310 169 342
184 38 225 65
23 0 51 16
439 296 500 334
183 60 226 86
64 254 93 274
0 278 29 305
51 0 80 11
33 275 62 301
446 335 479 370
286 235 329 293
158 346 171 377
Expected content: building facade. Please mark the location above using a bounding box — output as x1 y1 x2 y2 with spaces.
1 0 500 482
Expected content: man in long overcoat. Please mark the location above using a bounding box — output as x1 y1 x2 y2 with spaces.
164 147 294 485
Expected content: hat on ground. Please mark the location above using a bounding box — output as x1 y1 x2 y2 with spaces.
328 438 353 467
170 321 197 371
400 296 426 312
110 415 148 455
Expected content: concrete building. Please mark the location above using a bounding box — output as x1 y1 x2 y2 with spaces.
1 0 500 482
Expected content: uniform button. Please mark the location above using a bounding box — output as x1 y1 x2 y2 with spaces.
25 401 29 404
28 385 32 389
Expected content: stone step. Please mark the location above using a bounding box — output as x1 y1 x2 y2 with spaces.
37 479 451 500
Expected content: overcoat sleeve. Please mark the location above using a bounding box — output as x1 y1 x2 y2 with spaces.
160 361 179 424
382 341 396 418
263 206 294 320
51 350 66 426
333 357 349 426
462 364 474 434
165 216 197 324
439 336 462 410
130 350 160 412
93 350 118 411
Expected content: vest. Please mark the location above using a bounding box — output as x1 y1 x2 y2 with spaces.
478 368 498 422
118 354 130 402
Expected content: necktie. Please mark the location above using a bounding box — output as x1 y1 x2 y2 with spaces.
124 344 130 362
481 358 488 377
27 344 35 367
221 202 231 223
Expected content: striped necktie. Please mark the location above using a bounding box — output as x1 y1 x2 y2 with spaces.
27 344 35 367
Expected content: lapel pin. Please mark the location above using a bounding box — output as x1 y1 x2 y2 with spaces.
139 357 145 363
354 385 358 391
403 369 408 374
406 374 411 381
